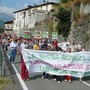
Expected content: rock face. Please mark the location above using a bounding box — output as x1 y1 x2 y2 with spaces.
68 3 90 50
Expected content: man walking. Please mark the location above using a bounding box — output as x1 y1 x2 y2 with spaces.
9 38 17 63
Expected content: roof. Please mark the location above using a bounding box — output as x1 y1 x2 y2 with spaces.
13 5 33 13
13 2 59 13
4 20 13 24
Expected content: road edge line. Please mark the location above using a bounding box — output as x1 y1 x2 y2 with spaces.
7 54 29 90
82 81 90 87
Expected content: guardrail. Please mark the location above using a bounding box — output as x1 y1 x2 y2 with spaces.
0 45 5 77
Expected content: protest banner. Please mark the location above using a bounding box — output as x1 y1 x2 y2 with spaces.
21 49 90 78
23 31 30 39
52 32 58 40
43 31 48 38
33 31 41 39
18 31 23 37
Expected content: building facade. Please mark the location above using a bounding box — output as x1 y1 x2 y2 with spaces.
13 2 59 36
4 20 13 34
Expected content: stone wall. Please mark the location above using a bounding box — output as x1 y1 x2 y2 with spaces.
68 3 90 50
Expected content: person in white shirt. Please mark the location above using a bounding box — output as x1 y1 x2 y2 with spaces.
19 39 29 81
9 38 17 63
20 40 28 50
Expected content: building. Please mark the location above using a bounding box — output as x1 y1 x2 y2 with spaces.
4 20 13 34
13 2 59 36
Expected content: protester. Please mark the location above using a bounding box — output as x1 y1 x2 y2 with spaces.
41 40 48 79
64 48 72 83
70 41 77 52
9 38 17 63
19 39 30 81
5 33 88 84
2 38 6 50
41 40 48 50
77 41 82 52
45 45 53 81
79 45 85 82
39 39 43 49
29 38 35 49
33 41 40 50
52 39 58 51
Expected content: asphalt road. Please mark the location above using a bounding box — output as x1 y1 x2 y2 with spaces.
5 50 90 90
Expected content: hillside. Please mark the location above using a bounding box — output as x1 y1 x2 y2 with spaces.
68 1 90 50
56 0 90 50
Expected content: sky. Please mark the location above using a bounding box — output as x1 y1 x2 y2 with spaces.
0 0 59 16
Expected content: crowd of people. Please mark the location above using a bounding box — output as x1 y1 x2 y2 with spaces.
0 33 86 83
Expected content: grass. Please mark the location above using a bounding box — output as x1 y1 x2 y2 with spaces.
0 77 11 90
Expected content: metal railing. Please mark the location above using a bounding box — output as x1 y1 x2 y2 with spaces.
0 45 5 77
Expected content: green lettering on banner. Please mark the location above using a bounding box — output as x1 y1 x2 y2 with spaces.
40 66 59 73
73 55 82 61
85 72 90 76
62 70 69 74
39 53 62 61
40 66 46 71
54 68 59 72
70 71 78 76
62 55 73 61
62 54 87 61
27 53 35 61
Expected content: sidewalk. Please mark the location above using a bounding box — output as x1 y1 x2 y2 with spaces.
0 55 15 90
0 51 23 90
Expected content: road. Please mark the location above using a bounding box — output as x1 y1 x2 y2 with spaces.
6 52 90 90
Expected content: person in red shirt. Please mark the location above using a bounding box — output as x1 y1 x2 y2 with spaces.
52 39 58 51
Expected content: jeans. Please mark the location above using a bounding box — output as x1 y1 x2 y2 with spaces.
10 49 16 63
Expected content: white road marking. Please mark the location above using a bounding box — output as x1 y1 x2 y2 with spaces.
82 81 90 87
7 54 29 90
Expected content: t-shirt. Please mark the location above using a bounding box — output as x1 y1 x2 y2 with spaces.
10 41 17 50
20 43 28 50
33 44 40 50
41 44 48 50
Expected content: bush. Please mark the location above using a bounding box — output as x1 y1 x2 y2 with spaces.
56 7 71 38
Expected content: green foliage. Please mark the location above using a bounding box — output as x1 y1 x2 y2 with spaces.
50 9 55 12
61 0 69 3
48 22 53 32
74 0 81 6
56 7 71 38
0 28 4 33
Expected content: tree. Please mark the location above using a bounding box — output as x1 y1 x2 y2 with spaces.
56 7 71 38
61 0 69 3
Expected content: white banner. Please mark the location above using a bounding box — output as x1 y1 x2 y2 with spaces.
21 49 90 78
